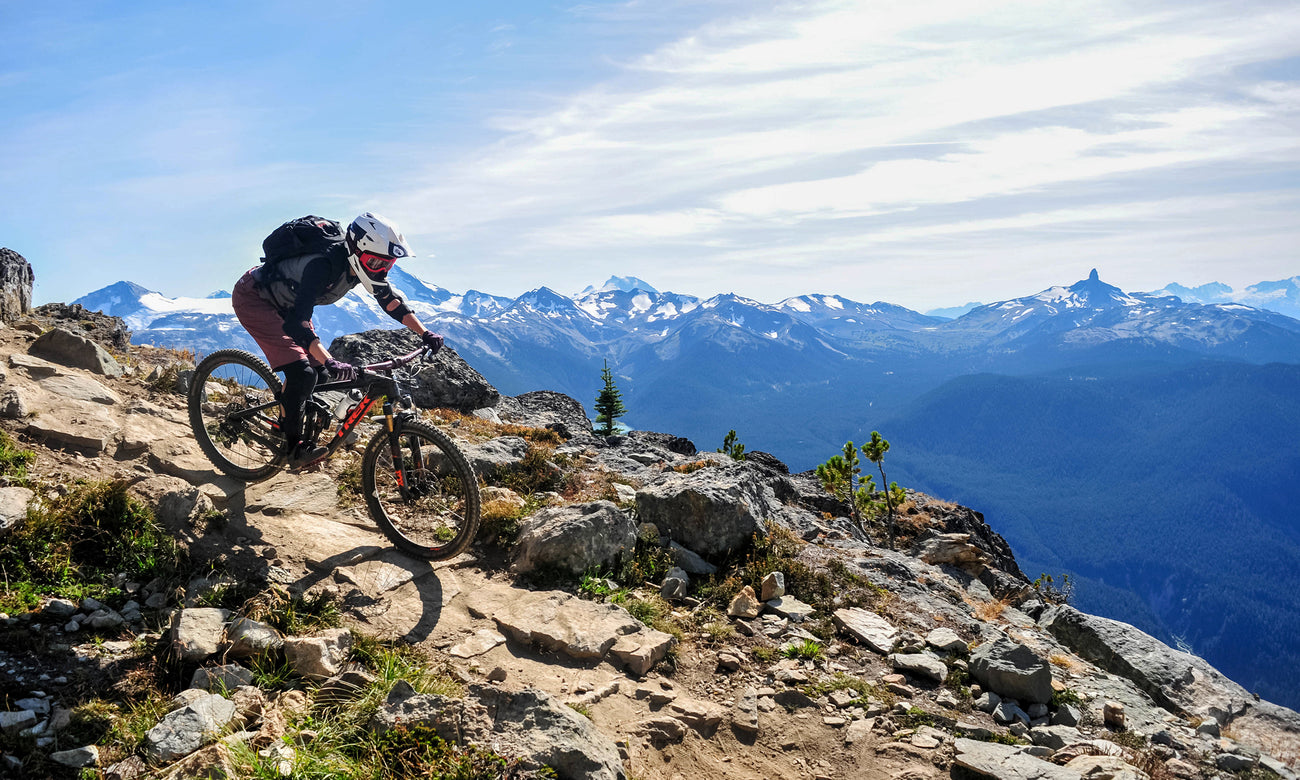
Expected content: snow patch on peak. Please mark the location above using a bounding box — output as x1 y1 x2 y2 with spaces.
578 276 658 296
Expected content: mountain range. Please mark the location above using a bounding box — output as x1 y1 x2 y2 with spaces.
73 269 1300 707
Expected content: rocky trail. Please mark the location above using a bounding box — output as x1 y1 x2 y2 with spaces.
0 297 1297 779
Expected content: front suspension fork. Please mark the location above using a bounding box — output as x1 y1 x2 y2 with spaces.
384 401 422 500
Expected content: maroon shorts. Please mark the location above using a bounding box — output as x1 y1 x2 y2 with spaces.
232 270 316 371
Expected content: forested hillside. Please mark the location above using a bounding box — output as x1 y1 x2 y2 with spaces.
882 360 1300 708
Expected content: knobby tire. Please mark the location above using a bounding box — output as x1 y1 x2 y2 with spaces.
187 349 285 482
361 419 481 561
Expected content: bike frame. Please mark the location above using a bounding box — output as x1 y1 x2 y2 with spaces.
223 346 430 490
312 347 429 495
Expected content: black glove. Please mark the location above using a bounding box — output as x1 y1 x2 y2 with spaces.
420 331 444 354
323 358 356 383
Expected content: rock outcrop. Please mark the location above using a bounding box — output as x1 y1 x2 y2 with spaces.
0 248 33 323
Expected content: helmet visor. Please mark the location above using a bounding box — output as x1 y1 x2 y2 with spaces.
357 251 396 275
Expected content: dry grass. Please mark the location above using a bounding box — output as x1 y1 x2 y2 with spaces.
895 504 935 535
1049 653 1086 674
672 460 714 474
969 597 1012 621
422 408 562 446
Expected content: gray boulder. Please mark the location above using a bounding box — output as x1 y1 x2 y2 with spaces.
0 248 33 323
0 387 28 419
512 501 637 576
1030 724 1086 750
970 635 1053 704
50 745 98 768
190 664 254 692
283 628 352 681
921 498 1025 578
660 567 689 600
0 710 37 734
462 436 530 481
29 327 123 377
224 617 284 659
0 487 34 535
668 541 717 576
833 607 898 655
329 332 498 411
889 652 949 683
636 463 773 556
143 693 237 762
372 683 625 780
917 532 988 570
953 737 1081 780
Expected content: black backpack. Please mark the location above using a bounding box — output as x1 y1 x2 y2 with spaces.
260 215 344 263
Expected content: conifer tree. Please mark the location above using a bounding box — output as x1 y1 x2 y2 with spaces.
718 429 746 461
593 359 626 436
816 440 873 529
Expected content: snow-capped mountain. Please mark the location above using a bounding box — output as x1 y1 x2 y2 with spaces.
931 269 1300 363
1146 276 1300 321
75 280 238 332
74 269 1300 383
776 294 946 340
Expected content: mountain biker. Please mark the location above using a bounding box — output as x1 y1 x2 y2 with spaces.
231 212 445 469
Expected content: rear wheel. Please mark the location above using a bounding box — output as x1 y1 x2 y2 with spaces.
188 349 286 481
361 419 480 560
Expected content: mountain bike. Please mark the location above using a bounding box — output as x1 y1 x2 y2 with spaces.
186 345 480 561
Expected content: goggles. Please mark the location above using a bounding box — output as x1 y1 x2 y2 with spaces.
357 251 397 274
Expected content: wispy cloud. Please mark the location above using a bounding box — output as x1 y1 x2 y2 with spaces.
390 0 1300 305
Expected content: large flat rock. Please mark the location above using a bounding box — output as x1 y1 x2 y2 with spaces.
953 737 1083 780
475 590 642 660
834 607 898 654
38 374 121 405
120 400 190 451
245 472 339 516
26 402 121 453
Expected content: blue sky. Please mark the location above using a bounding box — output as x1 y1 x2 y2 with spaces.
3 0 1298 311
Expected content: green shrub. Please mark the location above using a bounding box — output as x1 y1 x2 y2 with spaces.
241 585 342 635
1033 572 1075 605
614 529 675 588
1051 688 1083 707
0 480 182 611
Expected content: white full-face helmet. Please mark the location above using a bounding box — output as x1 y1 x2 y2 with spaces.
345 212 413 294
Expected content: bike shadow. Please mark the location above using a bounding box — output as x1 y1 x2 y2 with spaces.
288 545 448 644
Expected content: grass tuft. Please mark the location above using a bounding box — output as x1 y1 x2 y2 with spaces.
0 428 35 481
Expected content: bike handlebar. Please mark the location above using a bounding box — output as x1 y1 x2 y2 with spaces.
359 345 430 374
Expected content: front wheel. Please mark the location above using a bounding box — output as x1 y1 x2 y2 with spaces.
361 419 481 560
188 349 286 481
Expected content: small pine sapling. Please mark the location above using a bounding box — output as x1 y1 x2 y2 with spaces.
718 429 746 461
862 431 898 549
593 359 627 436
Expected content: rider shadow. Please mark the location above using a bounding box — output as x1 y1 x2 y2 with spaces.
288 546 447 644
